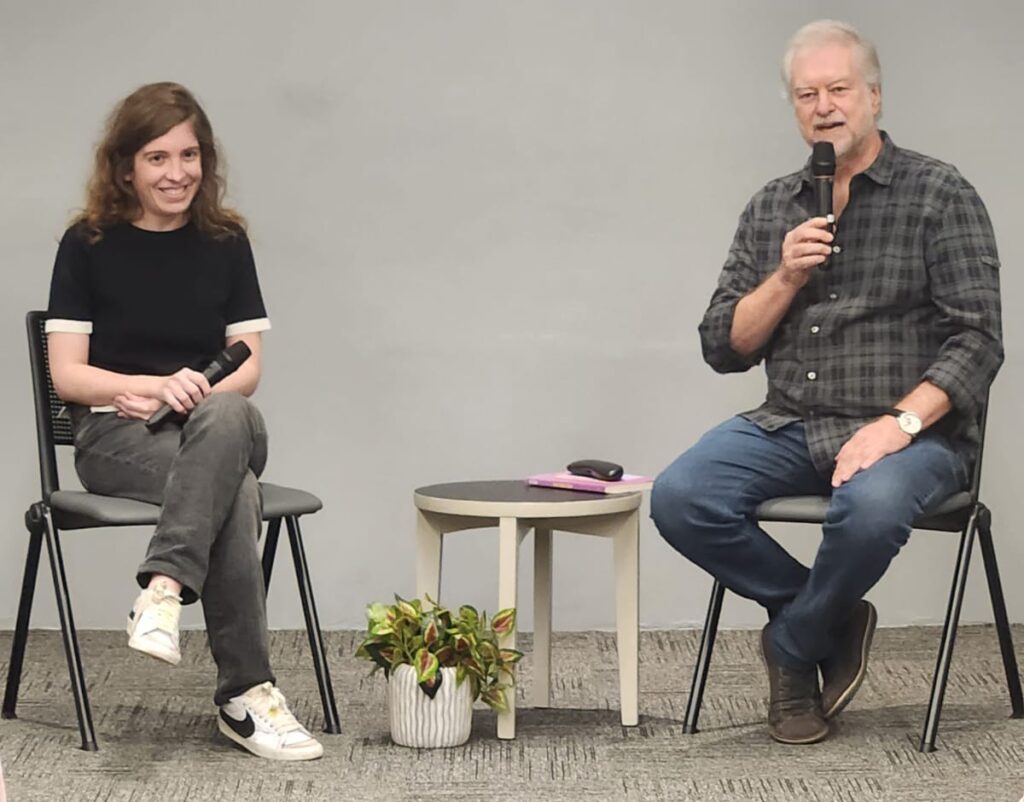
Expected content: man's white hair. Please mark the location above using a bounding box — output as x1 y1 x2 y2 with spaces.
782 20 882 91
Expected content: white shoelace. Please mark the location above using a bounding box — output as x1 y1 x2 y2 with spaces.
145 585 182 632
245 682 306 736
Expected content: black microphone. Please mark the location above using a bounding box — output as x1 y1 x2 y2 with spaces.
811 141 836 271
146 341 252 431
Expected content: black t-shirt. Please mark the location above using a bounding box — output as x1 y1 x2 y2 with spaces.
46 221 270 376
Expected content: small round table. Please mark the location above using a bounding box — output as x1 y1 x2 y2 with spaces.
413 480 642 739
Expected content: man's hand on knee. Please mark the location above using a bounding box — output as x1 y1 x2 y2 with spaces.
831 417 913 487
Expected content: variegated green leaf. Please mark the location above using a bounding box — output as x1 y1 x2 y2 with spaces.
480 686 509 713
491 608 516 637
478 641 498 662
414 647 440 685
357 642 392 674
396 598 420 621
366 602 390 625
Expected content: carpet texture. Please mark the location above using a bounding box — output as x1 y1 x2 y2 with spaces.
1 627 1022 801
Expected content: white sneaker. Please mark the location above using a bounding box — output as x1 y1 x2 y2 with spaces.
218 682 324 761
126 581 182 665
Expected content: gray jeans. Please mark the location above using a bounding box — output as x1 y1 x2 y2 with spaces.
70 393 275 704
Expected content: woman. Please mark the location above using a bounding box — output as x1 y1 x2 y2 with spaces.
45 82 323 761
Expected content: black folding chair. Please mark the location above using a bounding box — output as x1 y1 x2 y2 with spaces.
682 399 1023 752
2 311 341 751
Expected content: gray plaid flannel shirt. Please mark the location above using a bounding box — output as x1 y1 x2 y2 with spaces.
699 133 1003 475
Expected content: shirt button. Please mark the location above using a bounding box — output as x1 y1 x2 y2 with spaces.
832 245 842 254
810 325 820 334
828 292 838 300
807 371 817 381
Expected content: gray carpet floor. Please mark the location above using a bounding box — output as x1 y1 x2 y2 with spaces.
1 626 1023 801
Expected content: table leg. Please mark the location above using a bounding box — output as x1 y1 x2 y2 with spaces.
498 516 525 739
613 510 640 726
415 509 443 606
532 527 552 708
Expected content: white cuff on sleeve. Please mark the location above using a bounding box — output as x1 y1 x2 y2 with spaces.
45 318 92 334
225 317 271 336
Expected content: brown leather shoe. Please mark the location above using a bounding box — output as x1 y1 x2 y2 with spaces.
820 600 878 719
761 626 829 744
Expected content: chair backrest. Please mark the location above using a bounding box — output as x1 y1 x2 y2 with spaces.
969 393 990 502
27 310 72 502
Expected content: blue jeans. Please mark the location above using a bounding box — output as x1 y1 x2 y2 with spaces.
651 416 967 670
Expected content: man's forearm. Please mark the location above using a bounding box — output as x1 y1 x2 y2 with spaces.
729 268 802 356
895 381 952 429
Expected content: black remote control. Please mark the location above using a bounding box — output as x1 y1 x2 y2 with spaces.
566 459 624 482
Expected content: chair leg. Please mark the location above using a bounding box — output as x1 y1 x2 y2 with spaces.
2 508 45 719
285 515 341 735
919 510 977 753
684 580 726 734
974 505 1024 718
261 517 282 592
38 504 98 751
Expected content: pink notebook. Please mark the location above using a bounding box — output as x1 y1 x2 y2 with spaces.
527 471 653 494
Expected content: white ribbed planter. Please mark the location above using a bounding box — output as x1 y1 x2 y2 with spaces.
387 664 473 748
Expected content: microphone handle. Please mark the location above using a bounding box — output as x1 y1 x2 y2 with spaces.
144 401 179 430
145 362 227 431
816 176 834 272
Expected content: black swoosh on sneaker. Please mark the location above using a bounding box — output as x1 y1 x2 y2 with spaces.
220 709 256 739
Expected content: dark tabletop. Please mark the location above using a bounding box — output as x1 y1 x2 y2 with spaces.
414 480 629 504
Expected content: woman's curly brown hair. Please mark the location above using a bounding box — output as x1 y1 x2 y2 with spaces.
74 82 245 242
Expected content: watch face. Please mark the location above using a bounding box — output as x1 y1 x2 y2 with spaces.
898 411 923 435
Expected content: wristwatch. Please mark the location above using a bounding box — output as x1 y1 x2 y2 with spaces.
888 408 923 439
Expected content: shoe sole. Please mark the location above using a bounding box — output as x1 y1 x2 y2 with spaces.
768 726 830 745
823 601 878 720
217 717 324 761
126 616 181 666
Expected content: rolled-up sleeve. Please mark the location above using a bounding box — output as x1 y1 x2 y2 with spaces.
698 200 768 373
921 177 1003 421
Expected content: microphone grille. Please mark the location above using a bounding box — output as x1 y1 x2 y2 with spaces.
222 341 252 366
812 141 836 177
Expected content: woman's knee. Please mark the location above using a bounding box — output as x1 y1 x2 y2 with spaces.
190 391 260 427
185 393 268 471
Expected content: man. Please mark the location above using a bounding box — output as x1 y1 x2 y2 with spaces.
651 20 1002 745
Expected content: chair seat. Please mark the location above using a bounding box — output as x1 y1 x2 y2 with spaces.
755 490 974 531
50 482 322 530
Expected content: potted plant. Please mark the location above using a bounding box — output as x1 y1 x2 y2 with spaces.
355 595 523 747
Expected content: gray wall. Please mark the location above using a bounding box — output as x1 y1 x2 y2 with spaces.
1 1 1021 633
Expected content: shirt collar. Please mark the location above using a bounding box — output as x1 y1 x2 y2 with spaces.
790 130 896 197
